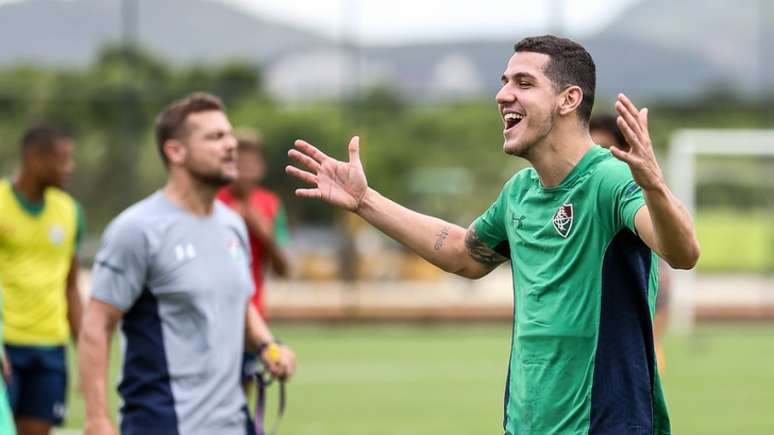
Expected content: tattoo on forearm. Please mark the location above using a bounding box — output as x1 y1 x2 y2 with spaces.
465 228 507 267
434 226 450 250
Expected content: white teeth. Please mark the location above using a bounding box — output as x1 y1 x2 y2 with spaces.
504 113 524 122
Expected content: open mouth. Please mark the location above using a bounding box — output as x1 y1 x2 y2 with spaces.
504 112 524 131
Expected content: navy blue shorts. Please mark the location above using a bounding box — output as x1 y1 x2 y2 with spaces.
6 344 67 424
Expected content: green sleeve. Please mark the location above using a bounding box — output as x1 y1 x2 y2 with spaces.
273 205 290 247
75 200 87 253
472 180 511 257
619 180 646 234
598 160 645 234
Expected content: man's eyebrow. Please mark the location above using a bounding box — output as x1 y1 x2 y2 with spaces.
502 72 538 83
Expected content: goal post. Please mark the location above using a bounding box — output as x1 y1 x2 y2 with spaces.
668 129 774 333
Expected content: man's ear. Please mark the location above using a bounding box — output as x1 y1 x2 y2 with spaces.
558 85 584 117
164 138 187 166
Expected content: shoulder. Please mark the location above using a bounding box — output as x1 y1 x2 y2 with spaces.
511 167 537 185
214 200 248 231
214 200 242 223
45 187 78 210
499 167 537 197
102 193 166 241
251 187 281 205
593 150 637 188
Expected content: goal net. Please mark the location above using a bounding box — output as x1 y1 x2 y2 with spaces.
667 129 774 333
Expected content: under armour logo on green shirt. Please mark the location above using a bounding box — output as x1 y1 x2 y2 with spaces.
511 213 526 229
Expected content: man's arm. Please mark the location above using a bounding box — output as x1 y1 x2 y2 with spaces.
240 209 289 277
244 303 274 353
66 255 83 344
79 299 122 435
245 304 296 380
286 136 508 279
613 94 700 269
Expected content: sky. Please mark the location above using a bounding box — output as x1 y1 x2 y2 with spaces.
0 0 640 43
221 0 640 43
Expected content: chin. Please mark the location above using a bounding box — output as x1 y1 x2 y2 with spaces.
502 141 524 157
191 170 234 188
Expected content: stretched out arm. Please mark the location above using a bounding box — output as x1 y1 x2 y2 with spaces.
286 137 508 279
79 299 122 435
613 93 700 269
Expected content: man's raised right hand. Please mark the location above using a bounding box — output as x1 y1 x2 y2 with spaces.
286 136 368 212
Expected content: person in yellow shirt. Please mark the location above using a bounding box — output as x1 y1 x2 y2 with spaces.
0 126 84 435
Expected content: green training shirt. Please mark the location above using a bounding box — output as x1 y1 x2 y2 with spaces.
474 146 670 435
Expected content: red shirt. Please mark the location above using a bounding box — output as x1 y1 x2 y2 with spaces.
217 187 283 317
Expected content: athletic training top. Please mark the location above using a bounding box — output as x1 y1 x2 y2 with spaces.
0 179 83 345
474 146 670 435
91 191 255 435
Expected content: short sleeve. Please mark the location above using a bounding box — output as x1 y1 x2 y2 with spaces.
599 160 646 234
90 217 149 312
472 184 511 258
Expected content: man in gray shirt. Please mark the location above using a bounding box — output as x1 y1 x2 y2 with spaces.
79 92 296 435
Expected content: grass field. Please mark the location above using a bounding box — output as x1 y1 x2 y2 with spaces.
61 322 774 435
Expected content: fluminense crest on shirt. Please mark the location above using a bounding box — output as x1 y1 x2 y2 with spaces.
552 203 573 238
228 238 245 263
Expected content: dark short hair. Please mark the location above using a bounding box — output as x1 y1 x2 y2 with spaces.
514 35 596 125
154 92 225 165
589 114 626 148
20 124 70 156
235 128 265 158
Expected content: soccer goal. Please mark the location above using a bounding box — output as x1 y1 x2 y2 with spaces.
667 129 774 333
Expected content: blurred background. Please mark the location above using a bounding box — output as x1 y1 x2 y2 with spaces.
0 0 773 433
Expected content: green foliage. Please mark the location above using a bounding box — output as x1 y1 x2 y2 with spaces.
1 43 773 270
0 45 264 228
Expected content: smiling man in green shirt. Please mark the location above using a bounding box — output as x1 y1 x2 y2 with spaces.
287 35 700 434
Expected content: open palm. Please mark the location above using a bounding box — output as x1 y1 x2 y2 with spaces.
286 136 368 211
611 93 665 191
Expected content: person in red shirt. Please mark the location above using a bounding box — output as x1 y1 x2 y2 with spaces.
217 130 290 382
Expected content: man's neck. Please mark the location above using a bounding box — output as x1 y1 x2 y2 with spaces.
528 125 595 188
13 171 46 203
162 171 220 216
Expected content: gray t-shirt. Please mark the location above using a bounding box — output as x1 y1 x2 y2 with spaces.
91 191 255 435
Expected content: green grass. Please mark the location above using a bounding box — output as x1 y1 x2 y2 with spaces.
63 323 774 435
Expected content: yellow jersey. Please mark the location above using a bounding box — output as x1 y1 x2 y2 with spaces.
0 178 83 345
